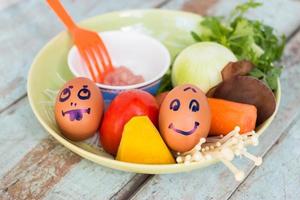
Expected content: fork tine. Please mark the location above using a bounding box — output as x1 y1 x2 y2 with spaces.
78 48 97 82
86 48 103 82
93 45 110 74
97 40 113 71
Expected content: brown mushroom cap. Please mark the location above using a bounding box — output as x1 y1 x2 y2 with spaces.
207 61 254 97
212 76 276 125
221 60 254 81
206 85 218 97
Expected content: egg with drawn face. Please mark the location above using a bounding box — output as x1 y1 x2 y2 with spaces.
159 84 211 152
55 77 104 141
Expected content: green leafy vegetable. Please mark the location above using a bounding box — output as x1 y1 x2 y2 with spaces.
191 0 285 90
230 0 262 19
157 68 173 94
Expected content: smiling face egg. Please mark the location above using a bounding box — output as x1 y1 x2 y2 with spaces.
159 84 211 152
55 77 104 141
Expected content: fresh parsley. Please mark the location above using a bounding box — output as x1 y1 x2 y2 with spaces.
191 0 285 90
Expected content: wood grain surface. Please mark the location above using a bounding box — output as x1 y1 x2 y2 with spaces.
0 0 300 199
0 138 80 200
0 0 20 10
131 0 300 199
0 0 168 112
132 47 300 200
0 1 168 199
230 101 300 200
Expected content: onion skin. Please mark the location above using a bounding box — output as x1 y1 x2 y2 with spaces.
172 42 237 93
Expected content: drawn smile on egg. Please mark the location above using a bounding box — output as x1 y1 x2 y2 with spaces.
168 121 200 136
62 108 91 121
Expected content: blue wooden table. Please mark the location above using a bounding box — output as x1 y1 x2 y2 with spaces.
1 0 300 199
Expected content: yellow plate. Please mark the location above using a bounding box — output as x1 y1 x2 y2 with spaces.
27 9 281 174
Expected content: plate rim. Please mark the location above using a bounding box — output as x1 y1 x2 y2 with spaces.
27 9 281 174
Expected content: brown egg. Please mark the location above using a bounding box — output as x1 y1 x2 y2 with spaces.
55 77 104 141
159 84 211 152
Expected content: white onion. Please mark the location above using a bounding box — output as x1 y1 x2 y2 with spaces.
172 42 237 93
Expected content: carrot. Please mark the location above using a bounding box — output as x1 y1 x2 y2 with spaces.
208 98 257 136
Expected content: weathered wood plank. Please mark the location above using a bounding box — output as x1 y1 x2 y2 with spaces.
111 175 153 200
0 99 47 178
115 1 300 199
208 0 300 36
282 28 300 69
163 0 218 15
0 98 86 199
0 1 169 199
0 98 138 200
225 24 300 200
228 114 300 200
43 160 135 200
130 0 300 197
106 1 225 198
0 0 168 112
0 138 80 200
0 0 168 173
1 0 298 199
164 0 300 36
0 0 21 10
131 39 300 200
132 62 300 200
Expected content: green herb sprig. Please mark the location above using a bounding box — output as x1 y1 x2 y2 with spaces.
191 0 285 90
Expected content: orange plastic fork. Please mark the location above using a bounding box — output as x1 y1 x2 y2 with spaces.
46 0 114 83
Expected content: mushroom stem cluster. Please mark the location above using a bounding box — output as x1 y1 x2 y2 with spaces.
175 126 262 181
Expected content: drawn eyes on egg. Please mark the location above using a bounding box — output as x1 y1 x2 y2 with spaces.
169 98 200 112
59 85 91 102
59 85 73 102
169 99 180 111
77 85 91 100
189 99 199 112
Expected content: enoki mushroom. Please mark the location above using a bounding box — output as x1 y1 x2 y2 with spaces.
176 126 262 181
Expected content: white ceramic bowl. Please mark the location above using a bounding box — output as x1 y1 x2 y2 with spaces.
68 31 171 102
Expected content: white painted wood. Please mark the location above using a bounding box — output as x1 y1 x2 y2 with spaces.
0 99 47 177
208 0 300 36
0 0 20 10
163 0 187 9
163 0 219 16
131 16 300 200
226 26 300 200
0 0 167 111
0 108 134 199
0 1 167 199
1 0 300 199
132 61 300 200
0 0 167 171
130 1 300 199
229 116 300 200
164 0 300 36
0 137 82 200
44 159 135 200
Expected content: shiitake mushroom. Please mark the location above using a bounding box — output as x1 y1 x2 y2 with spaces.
221 60 254 81
207 61 254 97
212 76 276 125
